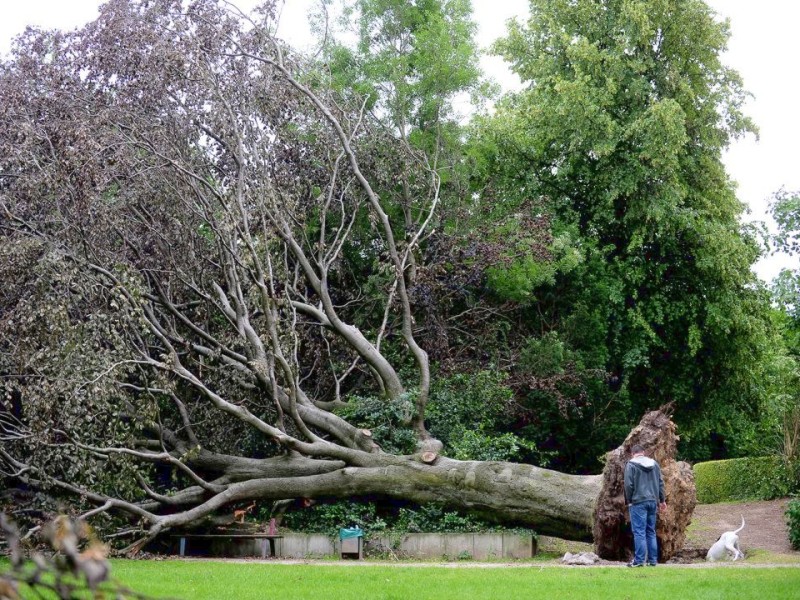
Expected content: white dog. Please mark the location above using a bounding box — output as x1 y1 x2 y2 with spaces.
706 516 745 561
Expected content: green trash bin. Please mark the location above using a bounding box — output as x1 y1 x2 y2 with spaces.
339 527 363 559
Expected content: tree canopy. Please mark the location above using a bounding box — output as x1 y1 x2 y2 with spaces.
471 0 778 460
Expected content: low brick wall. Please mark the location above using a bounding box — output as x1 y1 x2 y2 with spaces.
175 532 538 559
281 533 336 558
280 533 536 560
369 533 536 560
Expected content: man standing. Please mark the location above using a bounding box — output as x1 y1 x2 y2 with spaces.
623 444 667 566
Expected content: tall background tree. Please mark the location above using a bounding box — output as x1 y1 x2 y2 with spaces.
770 189 800 340
766 189 800 477
469 0 782 464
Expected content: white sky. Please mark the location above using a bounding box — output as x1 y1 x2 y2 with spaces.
1 0 797 282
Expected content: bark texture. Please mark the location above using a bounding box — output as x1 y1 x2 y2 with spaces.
592 408 696 561
173 455 602 542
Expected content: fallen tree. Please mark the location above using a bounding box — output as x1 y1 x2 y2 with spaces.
0 0 694 559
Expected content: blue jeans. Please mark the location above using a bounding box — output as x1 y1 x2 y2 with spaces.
629 501 658 565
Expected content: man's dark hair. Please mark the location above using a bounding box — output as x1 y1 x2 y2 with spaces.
631 444 645 455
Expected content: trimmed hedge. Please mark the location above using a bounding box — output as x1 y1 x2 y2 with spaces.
788 499 800 551
693 456 793 504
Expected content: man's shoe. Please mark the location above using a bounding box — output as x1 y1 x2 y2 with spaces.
646 563 657 567
627 562 644 567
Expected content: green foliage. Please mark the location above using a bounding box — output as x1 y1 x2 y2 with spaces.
693 457 794 504
447 430 534 462
771 189 800 258
771 283 800 356
392 504 504 534
426 371 512 444
768 189 800 363
519 332 572 378
513 329 615 473
281 498 530 539
350 0 482 134
786 498 800 551
337 394 418 455
470 0 779 462
425 370 547 463
486 256 555 303
322 0 486 183
484 225 583 304
280 500 388 539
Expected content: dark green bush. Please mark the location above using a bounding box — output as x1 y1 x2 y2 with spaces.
335 393 418 455
693 456 793 504
426 370 552 464
787 499 800 550
279 500 387 538
426 371 513 447
279 499 534 539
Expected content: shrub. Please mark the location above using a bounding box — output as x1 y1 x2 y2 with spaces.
279 500 387 538
336 393 417 455
787 499 800 550
279 498 535 539
448 428 535 462
693 456 793 504
426 371 513 446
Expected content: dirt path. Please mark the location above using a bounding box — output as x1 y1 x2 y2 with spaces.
537 498 799 562
683 498 795 556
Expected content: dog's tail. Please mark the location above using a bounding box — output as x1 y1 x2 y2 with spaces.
734 515 745 534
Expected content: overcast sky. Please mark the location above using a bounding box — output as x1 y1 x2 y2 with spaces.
1 0 797 282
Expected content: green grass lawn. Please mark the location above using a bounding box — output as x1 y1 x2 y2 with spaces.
103 559 800 600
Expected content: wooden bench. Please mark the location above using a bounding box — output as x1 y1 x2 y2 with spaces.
173 534 284 558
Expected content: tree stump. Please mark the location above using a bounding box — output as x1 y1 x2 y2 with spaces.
592 408 696 561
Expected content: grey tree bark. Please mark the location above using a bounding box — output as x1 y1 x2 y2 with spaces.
134 409 692 558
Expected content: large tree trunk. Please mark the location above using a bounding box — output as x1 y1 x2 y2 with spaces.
253 460 604 542
158 453 602 542
169 410 693 559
